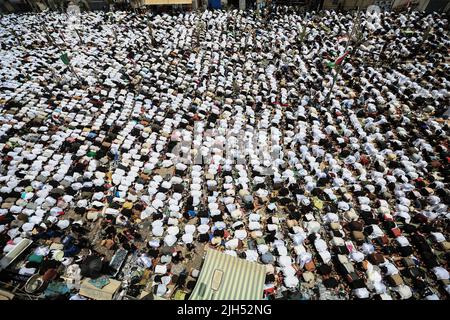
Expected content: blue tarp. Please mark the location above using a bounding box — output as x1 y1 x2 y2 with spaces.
44 282 70 297
209 0 222 9
188 210 197 217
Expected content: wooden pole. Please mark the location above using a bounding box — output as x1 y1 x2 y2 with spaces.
25 0 39 12
324 4 361 106
39 19 83 83
74 27 83 44
11 28 23 47
420 25 432 52
68 63 82 83
147 19 155 47
63 12 84 45
41 23 56 45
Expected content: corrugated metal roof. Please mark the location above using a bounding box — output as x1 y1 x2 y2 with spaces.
189 248 266 300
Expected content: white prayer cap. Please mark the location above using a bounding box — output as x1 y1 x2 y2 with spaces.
284 276 299 288
155 265 167 274
161 181 172 189
182 233 193 244
21 222 35 232
164 234 177 246
152 225 164 237
234 229 247 240
197 224 210 234
214 221 226 230
172 193 183 201
167 226 179 236
148 239 161 248
152 199 164 209
184 224 196 234
225 238 239 249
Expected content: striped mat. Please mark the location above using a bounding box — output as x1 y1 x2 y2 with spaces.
189 248 266 300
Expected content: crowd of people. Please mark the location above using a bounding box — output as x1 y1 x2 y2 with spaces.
0 6 449 300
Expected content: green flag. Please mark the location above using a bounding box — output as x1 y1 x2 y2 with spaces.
60 52 70 65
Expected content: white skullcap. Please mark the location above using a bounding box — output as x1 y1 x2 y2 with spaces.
164 234 177 246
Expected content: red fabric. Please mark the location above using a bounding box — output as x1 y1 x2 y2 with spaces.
360 155 370 166
391 227 402 237
43 269 58 282
264 287 275 295
335 51 350 65
380 235 390 245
